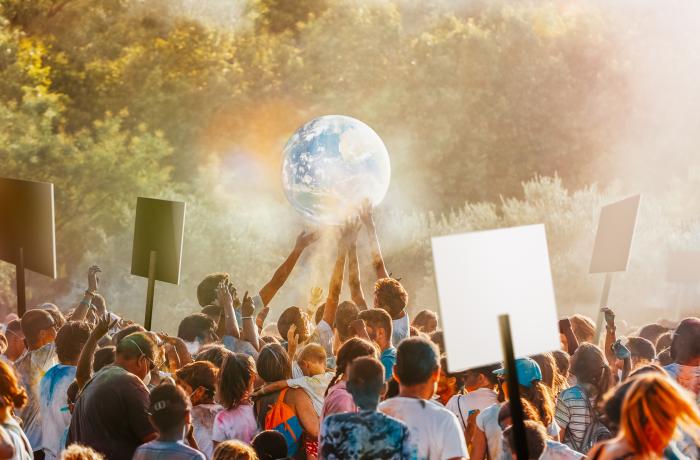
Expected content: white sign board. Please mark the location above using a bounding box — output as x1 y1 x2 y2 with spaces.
431 224 561 373
589 195 641 274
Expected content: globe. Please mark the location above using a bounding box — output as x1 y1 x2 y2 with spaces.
282 115 391 224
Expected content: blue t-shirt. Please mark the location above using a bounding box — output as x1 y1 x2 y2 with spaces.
380 346 397 382
320 410 412 460
133 440 205 460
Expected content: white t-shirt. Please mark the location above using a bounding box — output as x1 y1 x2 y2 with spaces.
39 364 76 460
191 403 222 459
476 403 504 460
212 403 257 444
379 396 468 460
446 389 499 431
287 371 335 416
392 313 410 347
541 440 584 460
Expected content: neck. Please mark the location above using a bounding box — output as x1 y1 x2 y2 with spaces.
399 382 434 400
157 425 185 442
27 340 46 351
0 405 11 423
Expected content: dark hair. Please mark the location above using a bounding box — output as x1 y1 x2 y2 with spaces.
657 347 673 366
176 361 218 397
374 278 408 318
0 360 27 409
570 343 613 407
628 363 667 378
466 364 500 386
531 352 566 396
440 356 466 393
149 384 190 432
503 420 547 459
259 335 279 346
277 307 310 343
670 317 700 364
93 346 115 372
6 319 22 335
637 323 669 345
256 343 291 383
314 303 325 325
429 330 445 355
395 337 439 386
326 338 377 395
20 309 54 343
335 301 360 342
46 308 66 330
627 337 656 362
195 344 233 369
412 309 438 332
252 430 288 460
569 314 595 343
55 321 91 363
201 304 223 319
551 350 570 378
113 324 146 345
197 272 229 307
116 332 157 362
347 357 385 409
218 353 256 409
655 331 673 354
358 308 392 341
66 380 79 407
178 314 216 342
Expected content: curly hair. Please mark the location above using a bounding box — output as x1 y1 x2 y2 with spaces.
373 278 408 318
0 360 27 409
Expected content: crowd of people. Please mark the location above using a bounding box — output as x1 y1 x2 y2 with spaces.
0 204 698 460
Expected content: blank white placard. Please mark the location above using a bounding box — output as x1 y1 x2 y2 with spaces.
589 195 641 274
431 224 561 373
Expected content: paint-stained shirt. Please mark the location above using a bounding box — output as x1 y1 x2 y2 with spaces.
15 342 58 450
320 410 412 460
191 404 222 460
211 403 257 444
133 440 205 460
40 363 76 460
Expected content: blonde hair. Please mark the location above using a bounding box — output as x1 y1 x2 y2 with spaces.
61 444 105 460
299 342 326 364
213 440 258 460
620 373 700 456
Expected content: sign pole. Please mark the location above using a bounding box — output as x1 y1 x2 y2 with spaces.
16 247 26 317
144 250 157 331
593 273 613 345
499 314 528 460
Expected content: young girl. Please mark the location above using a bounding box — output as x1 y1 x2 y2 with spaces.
0 360 32 460
212 353 258 446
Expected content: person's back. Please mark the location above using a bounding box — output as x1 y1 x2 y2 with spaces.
664 317 700 403
68 333 158 459
378 338 467 460
321 357 411 460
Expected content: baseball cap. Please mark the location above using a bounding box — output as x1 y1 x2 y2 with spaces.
493 358 543 388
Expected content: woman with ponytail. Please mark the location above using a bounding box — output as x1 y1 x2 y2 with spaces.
321 338 377 422
556 343 614 453
589 373 700 459
0 359 32 459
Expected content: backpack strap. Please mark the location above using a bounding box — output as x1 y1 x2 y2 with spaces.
456 395 468 432
278 387 289 403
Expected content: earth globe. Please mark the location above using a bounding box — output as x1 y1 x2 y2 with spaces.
282 115 391 225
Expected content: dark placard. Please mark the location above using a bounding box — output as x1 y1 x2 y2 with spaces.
589 195 641 274
130 197 185 284
0 177 56 278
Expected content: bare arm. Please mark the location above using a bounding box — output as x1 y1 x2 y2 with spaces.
469 427 487 460
240 292 260 350
70 265 101 322
289 389 320 438
348 242 367 310
322 238 348 327
258 231 319 306
76 313 116 389
218 281 240 339
360 200 389 280
602 307 617 367
559 318 579 355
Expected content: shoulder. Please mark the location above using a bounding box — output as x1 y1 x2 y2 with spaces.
558 386 583 400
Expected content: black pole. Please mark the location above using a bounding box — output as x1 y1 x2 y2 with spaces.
499 314 529 460
144 250 157 331
16 247 26 317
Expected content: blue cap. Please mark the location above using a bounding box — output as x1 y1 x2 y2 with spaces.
493 358 543 388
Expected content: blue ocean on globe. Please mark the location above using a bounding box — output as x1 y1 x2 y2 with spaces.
282 115 391 224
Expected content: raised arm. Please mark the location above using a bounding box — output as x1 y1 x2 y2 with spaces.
601 307 617 367
347 218 367 310
240 291 260 350
218 281 240 339
359 200 389 280
322 226 350 327
559 318 579 355
70 265 101 322
258 231 319 306
76 313 116 389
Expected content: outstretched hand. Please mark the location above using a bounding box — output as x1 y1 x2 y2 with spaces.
359 198 374 227
93 312 118 339
241 291 255 317
601 307 616 328
339 216 361 246
295 230 320 251
216 280 233 308
287 324 299 349
88 265 101 293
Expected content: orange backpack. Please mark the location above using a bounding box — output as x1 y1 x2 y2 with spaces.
264 388 303 457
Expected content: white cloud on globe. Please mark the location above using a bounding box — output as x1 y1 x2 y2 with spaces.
282 115 391 225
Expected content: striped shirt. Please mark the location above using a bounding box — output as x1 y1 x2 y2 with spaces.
555 385 595 451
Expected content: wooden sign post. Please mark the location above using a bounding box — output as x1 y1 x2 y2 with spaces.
0 178 57 317
589 195 641 345
131 197 186 330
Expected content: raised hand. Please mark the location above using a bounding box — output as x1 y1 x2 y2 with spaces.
93 312 118 339
256 306 270 330
339 216 361 246
88 265 101 293
359 198 374 227
601 307 616 328
216 280 233 308
295 230 320 251
287 324 299 349
309 287 324 306
558 317 572 334
241 291 255 317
